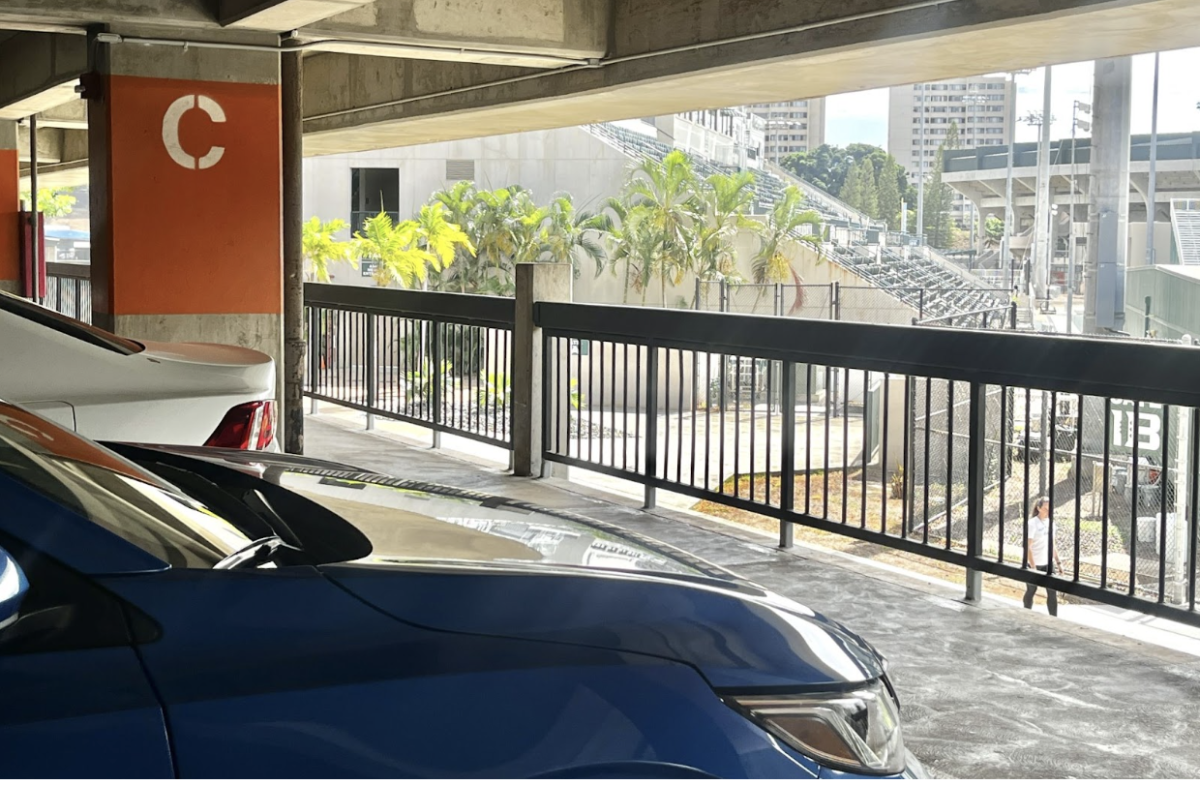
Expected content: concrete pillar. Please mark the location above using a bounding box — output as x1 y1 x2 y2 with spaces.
1084 56 1132 334
512 262 571 477
86 28 282 386
281 51 304 455
0 120 18 294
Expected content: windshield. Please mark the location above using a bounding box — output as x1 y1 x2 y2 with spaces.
0 403 252 567
0 290 143 355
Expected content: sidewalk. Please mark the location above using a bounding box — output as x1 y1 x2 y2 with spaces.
307 413 1200 779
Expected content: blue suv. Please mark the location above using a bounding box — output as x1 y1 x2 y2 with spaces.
0 401 923 778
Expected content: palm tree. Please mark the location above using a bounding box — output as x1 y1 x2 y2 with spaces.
472 186 525 295
302 216 355 282
541 194 609 277
416 201 475 273
625 151 700 307
695 171 759 302
354 212 440 289
429 181 479 292
752 186 824 313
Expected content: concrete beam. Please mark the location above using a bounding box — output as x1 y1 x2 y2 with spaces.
35 98 87 130
0 33 87 120
220 0 370 29
295 0 606 63
302 0 1200 155
0 1 212 32
17 125 87 167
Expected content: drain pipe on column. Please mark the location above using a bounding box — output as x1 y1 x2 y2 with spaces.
282 49 305 454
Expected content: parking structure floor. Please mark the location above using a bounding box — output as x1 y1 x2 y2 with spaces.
307 416 1200 779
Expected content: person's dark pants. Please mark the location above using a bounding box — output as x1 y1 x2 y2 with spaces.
1023 564 1057 616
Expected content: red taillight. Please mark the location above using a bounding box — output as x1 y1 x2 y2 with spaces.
204 401 275 450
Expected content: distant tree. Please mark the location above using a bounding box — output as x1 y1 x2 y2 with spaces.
842 158 879 219
779 145 855 194
625 151 701 307
923 121 961 248
20 187 76 218
984 215 1006 248
877 156 903 229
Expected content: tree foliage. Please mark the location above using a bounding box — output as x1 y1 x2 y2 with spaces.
923 121 961 249
301 217 354 282
20 187 77 218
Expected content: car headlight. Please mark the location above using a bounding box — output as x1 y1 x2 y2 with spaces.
724 681 907 775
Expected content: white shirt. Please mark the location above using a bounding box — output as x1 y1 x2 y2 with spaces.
1027 515 1050 566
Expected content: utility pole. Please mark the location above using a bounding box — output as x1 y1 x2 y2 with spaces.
1067 101 1091 335
1033 66 1054 304
916 82 926 245
1146 51 1161 266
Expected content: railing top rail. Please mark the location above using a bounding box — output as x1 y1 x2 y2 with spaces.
535 301 1200 407
46 262 90 278
305 283 515 328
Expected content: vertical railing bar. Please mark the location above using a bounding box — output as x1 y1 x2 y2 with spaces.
588 339 596 465
946 381 955 551
780 360 797 547
1159 404 1170 604
842 367 850 526
1131 400 1141 597
1102 397 1112 589
734 357 742 499
503 327 510 445
644 345 659 509
541 332 551 471
431 320 442 446
599 340 607 466
999 385 1007 564
1073 393 1083 582
365 312 376 430
635 344 642 472
861 370 869 529
750 359 758 504
881 372 890 534
1023 388 1031 567
664 348 672 481
704 352 711 489
923 377 931 546
1048 390 1057 578
806 364 813 516
613 342 621 468
902 375 911 537
677 348 685 483
1188 406 1199 612
824 365 832 519
692 349 699 488
767 359 774 506
623 343 631 472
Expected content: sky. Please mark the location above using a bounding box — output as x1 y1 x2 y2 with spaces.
824 47 1200 151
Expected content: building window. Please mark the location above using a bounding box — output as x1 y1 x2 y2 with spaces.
350 167 400 229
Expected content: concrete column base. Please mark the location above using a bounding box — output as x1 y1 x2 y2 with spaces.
0 280 18 295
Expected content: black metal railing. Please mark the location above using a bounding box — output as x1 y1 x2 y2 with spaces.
304 283 515 448
44 262 91 323
537 303 1200 625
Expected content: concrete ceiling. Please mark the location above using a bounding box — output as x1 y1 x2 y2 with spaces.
302 0 1200 156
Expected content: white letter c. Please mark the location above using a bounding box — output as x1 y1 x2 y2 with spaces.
162 94 226 170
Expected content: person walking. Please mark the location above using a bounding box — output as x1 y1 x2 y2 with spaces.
1023 497 1062 616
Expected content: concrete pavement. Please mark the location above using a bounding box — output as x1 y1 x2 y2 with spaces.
307 414 1200 779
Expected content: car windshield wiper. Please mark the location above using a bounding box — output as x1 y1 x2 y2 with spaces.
213 536 296 570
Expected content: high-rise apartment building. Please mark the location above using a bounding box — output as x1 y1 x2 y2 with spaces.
747 98 826 164
888 76 1015 229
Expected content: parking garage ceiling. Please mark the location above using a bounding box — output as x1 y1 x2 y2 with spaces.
4 0 1200 168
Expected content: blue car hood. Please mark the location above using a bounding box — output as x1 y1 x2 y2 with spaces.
322 561 886 690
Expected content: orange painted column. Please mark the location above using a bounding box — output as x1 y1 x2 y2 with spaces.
0 120 19 294
87 39 282 377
